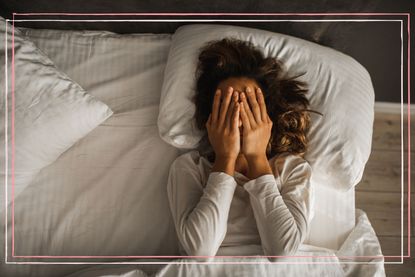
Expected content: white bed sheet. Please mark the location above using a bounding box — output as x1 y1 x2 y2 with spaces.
1 28 179 277
0 27 366 276
14 27 180 255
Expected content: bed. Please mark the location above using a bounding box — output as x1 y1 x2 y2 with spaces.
0 18 385 276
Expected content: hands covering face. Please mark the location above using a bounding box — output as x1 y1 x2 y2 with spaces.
206 86 273 160
205 87 241 160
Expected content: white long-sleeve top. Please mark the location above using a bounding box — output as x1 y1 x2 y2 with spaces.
167 150 313 259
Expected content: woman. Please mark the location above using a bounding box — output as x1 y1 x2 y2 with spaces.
167 38 321 260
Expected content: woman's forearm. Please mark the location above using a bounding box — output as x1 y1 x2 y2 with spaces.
167 153 238 257
246 154 273 179
243 157 313 258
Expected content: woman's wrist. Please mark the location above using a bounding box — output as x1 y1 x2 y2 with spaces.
212 154 237 176
245 153 272 179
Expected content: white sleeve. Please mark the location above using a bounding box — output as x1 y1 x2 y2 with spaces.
243 157 312 260
167 156 237 257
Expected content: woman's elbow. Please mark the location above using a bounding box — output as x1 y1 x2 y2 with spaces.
180 226 223 258
189 247 216 257
266 248 297 262
185 245 218 260
266 234 303 261
181 235 219 257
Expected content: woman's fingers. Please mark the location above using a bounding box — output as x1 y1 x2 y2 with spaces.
240 91 256 127
245 87 262 123
218 86 234 126
211 89 221 124
214 86 269 129
206 113 212 127
256 87 268 122
225 91 237 128
239 101 251 131
231 102 240 132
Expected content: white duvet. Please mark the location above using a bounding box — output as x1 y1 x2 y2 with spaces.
0 25 384 277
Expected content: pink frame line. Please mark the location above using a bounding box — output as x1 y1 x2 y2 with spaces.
7 12 411 262
8 255 391 259
408 12 411 257
11 12 16 261
12 12 411 16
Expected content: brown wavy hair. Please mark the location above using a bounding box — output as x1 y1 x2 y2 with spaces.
193 37 322 163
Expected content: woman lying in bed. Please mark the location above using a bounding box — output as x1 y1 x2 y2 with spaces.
167 38 321 261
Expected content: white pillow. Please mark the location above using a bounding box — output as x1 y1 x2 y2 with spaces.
158 24 374 192
0 18 113 203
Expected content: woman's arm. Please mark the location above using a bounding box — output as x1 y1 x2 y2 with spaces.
167 154 237 256
244 155 312 260
238 87 312 260
167 86 242 256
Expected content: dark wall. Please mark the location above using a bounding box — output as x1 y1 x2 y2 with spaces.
0 0 412 103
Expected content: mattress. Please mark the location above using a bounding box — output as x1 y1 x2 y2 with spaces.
1 27 356 276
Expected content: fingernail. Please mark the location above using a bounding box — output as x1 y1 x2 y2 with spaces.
216 89 220 95
246 87 251 93
241 93 245 99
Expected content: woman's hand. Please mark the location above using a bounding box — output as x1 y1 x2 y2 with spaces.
206 86 241 161
239 87 273 159
239 87 273 179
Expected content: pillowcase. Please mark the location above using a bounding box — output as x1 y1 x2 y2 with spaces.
158 24 374 192
0 18 113 204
